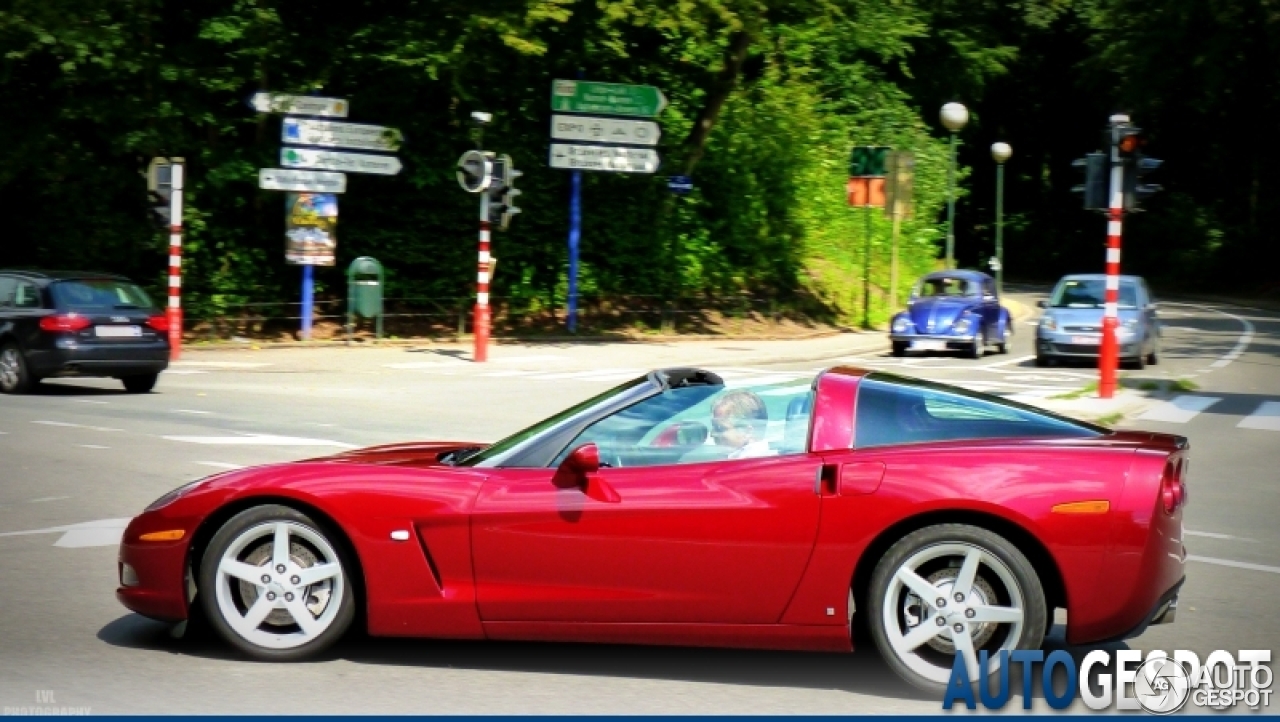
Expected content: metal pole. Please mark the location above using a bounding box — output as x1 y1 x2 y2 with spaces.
945 133 958 270
475 191 492 362
890 200 902 308
167 162 184 360
1099 117 1127 399
567 170 581 333
995 162 1005 296
301 265 313 341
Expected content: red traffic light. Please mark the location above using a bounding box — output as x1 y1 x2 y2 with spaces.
1119 135 1141 153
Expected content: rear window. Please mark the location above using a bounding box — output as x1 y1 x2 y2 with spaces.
855 373 1103 449
51 280 154 311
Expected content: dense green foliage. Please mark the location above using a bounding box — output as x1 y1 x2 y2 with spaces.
1 0 1275 330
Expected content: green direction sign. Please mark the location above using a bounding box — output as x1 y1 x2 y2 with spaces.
551 80 667 117
850 146 891 177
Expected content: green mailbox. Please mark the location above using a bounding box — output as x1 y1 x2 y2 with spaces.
346 257 384 343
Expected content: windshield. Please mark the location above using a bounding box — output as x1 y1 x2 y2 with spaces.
915 277 978 298
458 377 651 467
1050 279 1138 309
51 279 155 310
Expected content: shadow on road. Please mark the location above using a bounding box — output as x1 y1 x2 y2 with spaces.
97 613 924 702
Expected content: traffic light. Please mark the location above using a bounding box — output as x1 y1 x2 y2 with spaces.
1071 152 1108 211
146 157 182 227
486 154 522 230
456 150 492 193
1124 148 1163 211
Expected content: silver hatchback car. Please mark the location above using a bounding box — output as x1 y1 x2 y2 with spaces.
1035 274 1161 368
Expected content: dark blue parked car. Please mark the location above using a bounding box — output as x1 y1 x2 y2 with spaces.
888 270 1012 358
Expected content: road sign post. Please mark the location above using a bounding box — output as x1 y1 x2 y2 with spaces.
281 148 402 175
248 93 349 117
259 168 348 193
282 118 403 152
551 80 667 117
1099 115 1130 399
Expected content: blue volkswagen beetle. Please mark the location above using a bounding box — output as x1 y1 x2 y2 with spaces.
888 270 1012 358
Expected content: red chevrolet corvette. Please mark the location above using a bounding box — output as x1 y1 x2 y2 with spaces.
117 366 1187 692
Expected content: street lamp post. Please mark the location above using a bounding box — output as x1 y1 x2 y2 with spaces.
940 103 969 270
990 142 1012 296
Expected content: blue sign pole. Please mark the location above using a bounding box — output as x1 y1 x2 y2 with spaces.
301 264 314 340
567 170 581 333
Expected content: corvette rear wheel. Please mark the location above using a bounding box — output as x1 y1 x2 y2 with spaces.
867 524 1046 694
199 505 355 661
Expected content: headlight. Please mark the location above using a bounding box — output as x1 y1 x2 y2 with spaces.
892 317 912 333
1123 317 1139 329
144 478 208 512
1040 315 1057 331
953 316 974 334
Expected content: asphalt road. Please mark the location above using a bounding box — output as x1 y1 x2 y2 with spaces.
1 291 1277 713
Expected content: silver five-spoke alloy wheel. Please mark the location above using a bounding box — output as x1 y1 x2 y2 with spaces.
868 524 1046 693
200 505 355 660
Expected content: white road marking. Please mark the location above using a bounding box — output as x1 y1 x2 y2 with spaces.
28 496 70 503
173 409 211 415
384 360 468 369
31 420 122 432
1185 529 1254 542
0 518 130 548
78 445 109 450
162 433 355 448
171 361 272 368
982 355 1035 368
530 368 647 380
1135 395 1222 424
1188 555 1280 575
33 420 78 427
478 370 540 377
72 399 109 405
1163 302 1254 371
164 370 208 375
1238 401 1280 431
195 461 246 470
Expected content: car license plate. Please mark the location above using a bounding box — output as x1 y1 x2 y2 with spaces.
912 340 948 351
95 325 142 338
1071 335 1100 345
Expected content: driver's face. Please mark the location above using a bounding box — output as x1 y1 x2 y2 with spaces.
711 412 752 449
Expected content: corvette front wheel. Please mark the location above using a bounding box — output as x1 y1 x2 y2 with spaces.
199 505 356 661
867 524 1046 694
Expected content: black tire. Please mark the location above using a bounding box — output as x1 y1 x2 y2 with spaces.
891 342 908 358
1034 355 1050 368
199 504 356 661
866 524 1047 694
0 342 34 394
965 341 981 359
122 373 159 393
996 342 1008 355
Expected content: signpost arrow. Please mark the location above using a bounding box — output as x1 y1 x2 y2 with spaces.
282 118 403 152
551 80 667 118
259 168 348 193
281 147 402 175
249 93 349 118
549 143 660 174
550 114 660 146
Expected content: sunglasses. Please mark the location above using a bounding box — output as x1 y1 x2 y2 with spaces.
711 418 750 434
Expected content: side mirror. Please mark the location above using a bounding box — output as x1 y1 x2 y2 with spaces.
552 443 620 503
1146 303 1158 311
1037 300 1048 309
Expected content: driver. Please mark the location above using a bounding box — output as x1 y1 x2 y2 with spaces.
710 390 775 459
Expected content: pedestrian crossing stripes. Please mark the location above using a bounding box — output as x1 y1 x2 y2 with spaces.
1134 395 1280 430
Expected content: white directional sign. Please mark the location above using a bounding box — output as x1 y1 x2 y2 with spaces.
249 93 349 118
282 118 403 152
281 147 402 175
550 115 660 146
549 144 659 173
258 168 347 193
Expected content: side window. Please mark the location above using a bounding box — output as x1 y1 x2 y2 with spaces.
855 376 1100 448
555 381 816 468
13 282 41 309
0 277 15 307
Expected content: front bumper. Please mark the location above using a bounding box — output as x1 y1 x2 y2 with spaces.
1036 334 1141 359
116 515 194 623
890 333 978 346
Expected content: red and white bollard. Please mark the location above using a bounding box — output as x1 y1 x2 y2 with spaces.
474 193 491 363
167 163 184 361
1098 117 1127 399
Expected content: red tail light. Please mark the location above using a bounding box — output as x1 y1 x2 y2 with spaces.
1161 457 1188 514
39 314 92 333
146 315 169 332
